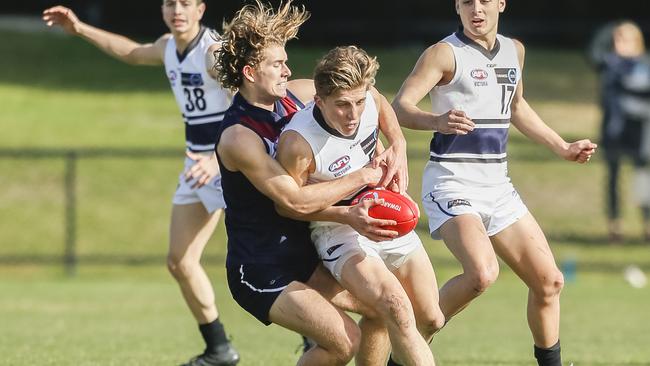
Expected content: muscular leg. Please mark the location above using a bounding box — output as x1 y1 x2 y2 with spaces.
393 246 445 341
167 203 221 324
438 214 500 319
339 254 435 366
490 212 564 348
269 280 361 366
307 265 390 366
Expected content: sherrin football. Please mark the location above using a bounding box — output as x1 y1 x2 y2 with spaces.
350 188 419 237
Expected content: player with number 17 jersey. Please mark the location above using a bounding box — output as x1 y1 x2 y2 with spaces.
422 30 528 239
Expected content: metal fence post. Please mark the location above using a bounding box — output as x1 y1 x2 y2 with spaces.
64 151 77 276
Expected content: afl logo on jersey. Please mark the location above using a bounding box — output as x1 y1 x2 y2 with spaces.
168 70 178 86
329 156 350 172
470 69 488 80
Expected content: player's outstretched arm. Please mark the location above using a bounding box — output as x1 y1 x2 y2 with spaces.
509 40 597 163
42 5 165 65
218 125 383 216
392 43 474 134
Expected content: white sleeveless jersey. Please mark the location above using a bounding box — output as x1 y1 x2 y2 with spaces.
284 91 379 227
428 31 521 186
164 26 231 152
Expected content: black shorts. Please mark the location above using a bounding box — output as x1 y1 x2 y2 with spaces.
226 259 319 325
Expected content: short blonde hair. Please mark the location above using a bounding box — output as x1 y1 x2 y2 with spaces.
215 0 310 91
313 46 379 97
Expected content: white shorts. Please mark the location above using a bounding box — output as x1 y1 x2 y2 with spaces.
422 181 528 240
172 156 225 213
311 224 423 281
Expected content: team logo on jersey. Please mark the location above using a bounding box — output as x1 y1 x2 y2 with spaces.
471 69 489 80
495 68 517 84
181 72 204 87
329 155 351 173
447 199 471 209
168 70 178 86
471 69 489 86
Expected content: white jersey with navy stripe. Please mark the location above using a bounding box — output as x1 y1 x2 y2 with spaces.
164 26 231 152
428 31 521 186
283 91 379 227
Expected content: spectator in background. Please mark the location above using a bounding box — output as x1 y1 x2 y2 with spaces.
589 21 650 243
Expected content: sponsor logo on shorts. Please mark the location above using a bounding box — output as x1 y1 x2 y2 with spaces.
326 243 344 256
447 199 471 209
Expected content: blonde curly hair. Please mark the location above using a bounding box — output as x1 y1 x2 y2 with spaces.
313 46 379 97
215 0 310 91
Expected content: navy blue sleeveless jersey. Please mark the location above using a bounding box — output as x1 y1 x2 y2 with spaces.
216 92 318 267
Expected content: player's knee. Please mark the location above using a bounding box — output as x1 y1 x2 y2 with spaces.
417 308 445 339
329 324 360 364
535 270 564 300
469 265 499 294
166 255 197 280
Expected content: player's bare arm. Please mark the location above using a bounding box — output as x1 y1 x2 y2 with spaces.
274 130 398 241
287 79 317 104
218 125 383 216
371 88 409 192
509 39 597 163
43 6 165 65
392 42 475 134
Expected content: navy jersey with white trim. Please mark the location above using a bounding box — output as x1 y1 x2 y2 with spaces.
164 26 231 152
215 92 318 266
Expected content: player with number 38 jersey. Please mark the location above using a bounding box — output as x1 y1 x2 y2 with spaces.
42 2 238 365
164 26 231 153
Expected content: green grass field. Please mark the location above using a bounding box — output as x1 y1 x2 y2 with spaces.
2 29 650 365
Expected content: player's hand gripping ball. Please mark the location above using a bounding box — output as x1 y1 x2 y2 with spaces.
351 188 418 237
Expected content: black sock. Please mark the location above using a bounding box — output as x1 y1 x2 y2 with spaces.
199 318 229 353
386 354 403 366
534 340 562 366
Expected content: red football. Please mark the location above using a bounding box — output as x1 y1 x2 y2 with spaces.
350 188 419 238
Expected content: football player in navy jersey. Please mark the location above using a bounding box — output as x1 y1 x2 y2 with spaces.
43 2 238 365
392 1 597 365
214 2 413 365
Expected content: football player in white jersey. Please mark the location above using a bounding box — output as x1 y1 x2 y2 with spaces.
278 46 442 366
392 1 597 365
42 2 239 365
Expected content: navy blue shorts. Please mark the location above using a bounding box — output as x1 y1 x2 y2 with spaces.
226 259 319 325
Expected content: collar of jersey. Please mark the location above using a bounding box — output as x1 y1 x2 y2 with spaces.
455 25 501 61
176 25 207 63
312 105 359 140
